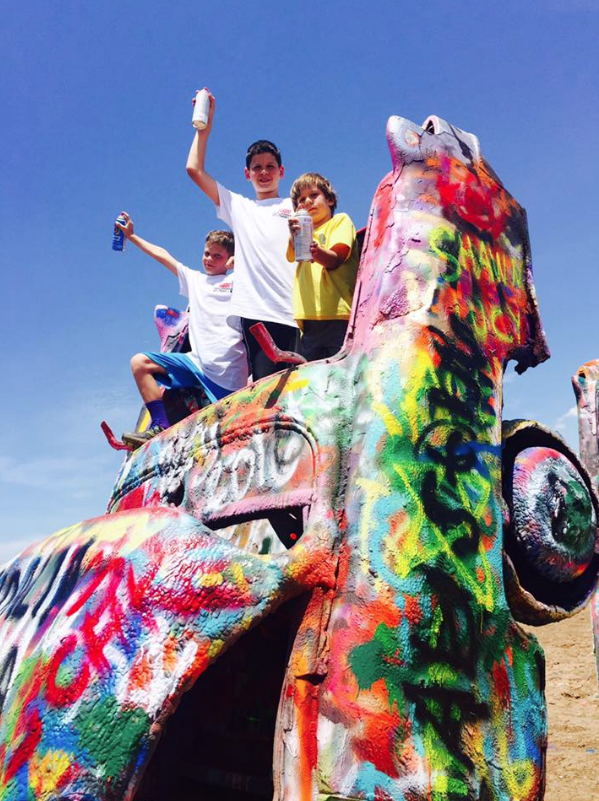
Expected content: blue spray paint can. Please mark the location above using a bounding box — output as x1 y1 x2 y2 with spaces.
112 215 126 251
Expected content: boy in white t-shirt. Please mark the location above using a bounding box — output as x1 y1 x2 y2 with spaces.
186 89 297 380
116 212 248 447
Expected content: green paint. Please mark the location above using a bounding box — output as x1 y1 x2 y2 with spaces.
430 227 461 285
2 656 38 742
555 476 593 553
430 605 443 648
77 695 150 781
349 623 406 710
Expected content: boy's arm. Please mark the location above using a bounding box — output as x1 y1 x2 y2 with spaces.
310 241 351 270
116 213 178 276
311 214 356 271
186 89 220 206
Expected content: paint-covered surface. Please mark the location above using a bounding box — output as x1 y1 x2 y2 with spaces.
502 419 599 626
573 360 599 678
0 508 331 800
1 114 598 801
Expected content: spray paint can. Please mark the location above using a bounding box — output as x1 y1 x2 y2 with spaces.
112 215 126 251
192 89 210 130
293 210 313 261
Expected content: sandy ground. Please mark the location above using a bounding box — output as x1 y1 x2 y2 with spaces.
526 606 599 801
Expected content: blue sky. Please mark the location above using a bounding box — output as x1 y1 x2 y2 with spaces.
2 0 598 563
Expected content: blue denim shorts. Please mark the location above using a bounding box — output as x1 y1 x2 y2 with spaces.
144 351 231 404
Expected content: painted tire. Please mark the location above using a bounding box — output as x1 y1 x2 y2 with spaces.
502 419 599 624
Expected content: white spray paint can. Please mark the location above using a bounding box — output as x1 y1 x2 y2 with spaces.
192 89 210 130
293 210 313 261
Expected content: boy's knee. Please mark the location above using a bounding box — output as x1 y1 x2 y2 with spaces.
130 353 148 374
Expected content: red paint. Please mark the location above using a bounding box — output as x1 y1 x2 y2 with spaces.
492 658 511 710
371 181 394 251
294 680 319 801
4 705 42 782
403 594 422 626
353 708 402 778
374 788 395 801
46 634 91 706
126 554 162 616
65 549 124 617
436 156 510 240
115 485 147 511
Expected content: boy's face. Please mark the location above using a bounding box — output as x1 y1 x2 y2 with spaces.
245 152 284 199
203 242 232 275
295 185 334 228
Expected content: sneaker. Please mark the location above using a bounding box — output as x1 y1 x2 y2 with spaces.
121 424 166 450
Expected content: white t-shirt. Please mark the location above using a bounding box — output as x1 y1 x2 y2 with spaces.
176 263 248 391
216 183 297 327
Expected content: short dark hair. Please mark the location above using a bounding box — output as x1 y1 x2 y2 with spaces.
205 230 234 257
245 140 282 169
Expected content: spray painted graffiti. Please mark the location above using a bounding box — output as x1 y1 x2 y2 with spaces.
572 360 599 678
1 113 598 801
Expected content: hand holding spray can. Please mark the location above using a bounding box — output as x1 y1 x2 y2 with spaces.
292 210 313 261
112 214 126 251
192 89 210 130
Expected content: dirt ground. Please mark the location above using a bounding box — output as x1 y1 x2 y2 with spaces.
526 606 599 801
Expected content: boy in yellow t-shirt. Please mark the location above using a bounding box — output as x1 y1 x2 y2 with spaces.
287 172 359 361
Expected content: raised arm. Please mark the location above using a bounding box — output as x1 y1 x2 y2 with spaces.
186 89 219 206
116 212 178 276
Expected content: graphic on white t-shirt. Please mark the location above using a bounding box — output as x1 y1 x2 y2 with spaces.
176 263 248 390
216 183 297 327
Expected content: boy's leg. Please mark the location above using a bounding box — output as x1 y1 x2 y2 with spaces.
298 320 348 362
241 318 299 380
130 353 170 430
125 352 235 448
131 353 168 402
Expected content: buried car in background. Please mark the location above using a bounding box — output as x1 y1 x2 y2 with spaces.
572 360 599 681
0 114 598 801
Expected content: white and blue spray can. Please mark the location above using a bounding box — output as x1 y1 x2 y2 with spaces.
112 214 126 251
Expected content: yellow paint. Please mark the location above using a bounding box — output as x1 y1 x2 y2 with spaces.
29 749 72 799
286 374 311 392
197 571 224 588
489 306 514 345
50 513 180 556
403 358 442 444
388 339 499 611
207 638 225 659
372 402 404 437
389 463 427 578
503 760 535 800
229 561 249 593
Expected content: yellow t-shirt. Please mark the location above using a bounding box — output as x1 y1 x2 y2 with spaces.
288 213 359 324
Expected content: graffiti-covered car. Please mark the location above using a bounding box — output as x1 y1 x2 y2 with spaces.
1 114 598 801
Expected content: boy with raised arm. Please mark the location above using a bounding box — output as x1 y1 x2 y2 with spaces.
186 89 297 380
116 212 248 447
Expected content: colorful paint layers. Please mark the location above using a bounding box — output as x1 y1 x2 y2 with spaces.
1 113 598 801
